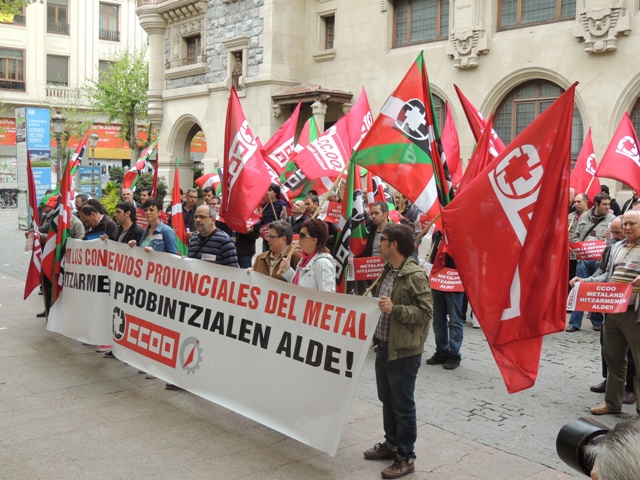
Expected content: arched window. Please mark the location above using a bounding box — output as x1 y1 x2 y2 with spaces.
499 0 576 29
432 93 446 133
494 80 583 160
393 0 449 47
631 99 640 139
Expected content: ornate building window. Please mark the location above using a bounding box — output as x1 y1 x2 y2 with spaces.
499 0 576 29
432 93 445 132
0 48 25 91
494 80 583 160
393 0 449 47
631 99 640 141
99 3 120 41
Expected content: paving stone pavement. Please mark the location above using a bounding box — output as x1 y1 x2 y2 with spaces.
1 209 632 478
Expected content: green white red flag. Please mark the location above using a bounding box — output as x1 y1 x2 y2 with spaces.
24 152 43 300
196 169 222 196
351 51 453 221
123 139 158 190
441 83 576 393
171 158 189 256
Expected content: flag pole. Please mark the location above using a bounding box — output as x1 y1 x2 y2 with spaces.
277 164 347 274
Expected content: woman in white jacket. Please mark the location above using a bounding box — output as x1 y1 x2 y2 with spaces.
280 218 336 292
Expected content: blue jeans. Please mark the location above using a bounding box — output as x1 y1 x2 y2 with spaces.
569 260 603 328
375 346 421 460
237 254 253 269
431 290 464 359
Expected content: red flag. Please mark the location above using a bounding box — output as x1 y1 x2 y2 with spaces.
196 171 221 194
123 139 158 190
24 153 43 300
442 102 462 187
262 102 301 173
454 84 505 159
570 128 600 203
171 158 189 256
293 90 372 181
221 87 272 233
596 113 640 192
441 83 576 393
457 115 495 193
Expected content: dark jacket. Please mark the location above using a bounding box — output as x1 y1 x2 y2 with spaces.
85 215 118 241
374 258 433 361
188 228 239 267
286 213 309 234
118 222 144 246
217 221 260 256
256 199 288 228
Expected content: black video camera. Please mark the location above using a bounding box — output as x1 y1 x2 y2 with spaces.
556 417 609 476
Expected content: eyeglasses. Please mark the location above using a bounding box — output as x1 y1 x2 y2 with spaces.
299 232 311 239
194 215 211 220
266 234 282 240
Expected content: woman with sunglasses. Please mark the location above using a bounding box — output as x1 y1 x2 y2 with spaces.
279 218 336 292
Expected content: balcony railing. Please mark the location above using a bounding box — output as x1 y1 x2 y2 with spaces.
47 22 70 35
99 29 120 41
0 80 25 92
136 0 170 6
45 85 82 100
165 54 206 69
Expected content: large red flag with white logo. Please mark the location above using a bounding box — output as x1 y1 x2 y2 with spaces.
262 102 301 174
570 128 600 203
441 83 576 393
596 113 640 193
454 84 505 159
293 89 372 180
442 102 462 187
221 87 272 233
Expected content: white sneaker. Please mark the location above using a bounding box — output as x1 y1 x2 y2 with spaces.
471 317 481 329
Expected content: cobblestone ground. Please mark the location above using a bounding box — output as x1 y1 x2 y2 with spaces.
2 210 634 477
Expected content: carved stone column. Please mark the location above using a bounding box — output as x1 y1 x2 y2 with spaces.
136 11 167 129
447 0 489 69
312 100 327 134
573 1 630 54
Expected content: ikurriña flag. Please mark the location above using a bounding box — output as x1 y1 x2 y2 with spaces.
196 170 222 196
596 113 640 193
123 139 158 190
171 158 189 256
570 128 600 205
441 83 577 394
24 153 43 300
221 87 272 233
351 51 452 223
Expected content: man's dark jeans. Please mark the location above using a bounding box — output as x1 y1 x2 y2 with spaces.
375 345 421 460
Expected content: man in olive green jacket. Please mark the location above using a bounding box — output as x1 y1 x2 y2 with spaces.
363 223 433 479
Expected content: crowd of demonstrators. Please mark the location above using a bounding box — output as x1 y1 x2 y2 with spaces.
134 198 179 254
121 188 141 208
302 194 339 253
279 218 336 292
250 220 302 281
248 183 289 252
78 205 119 241
567 192 615 332
285 200 309 234
188 204 239 267
139 187 152 204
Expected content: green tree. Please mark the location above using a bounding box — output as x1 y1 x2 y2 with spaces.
84 49 150 160
0 1 41 16
108 166 125 184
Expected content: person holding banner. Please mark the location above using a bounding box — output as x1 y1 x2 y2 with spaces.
188 205 239 267
112 203 143 246
134 198 179 254
251 220 301 281
78 205 119 241
279 218 336 292
364 223 432 479
566 193 614 332
570 210 640 416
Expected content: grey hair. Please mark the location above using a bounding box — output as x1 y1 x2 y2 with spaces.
586 417 640 480
268 220 292 244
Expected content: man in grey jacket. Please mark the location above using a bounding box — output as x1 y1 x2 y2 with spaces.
363 223 432 479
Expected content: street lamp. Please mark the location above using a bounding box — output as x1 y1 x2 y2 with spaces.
51 112 66 178
88 133 99 197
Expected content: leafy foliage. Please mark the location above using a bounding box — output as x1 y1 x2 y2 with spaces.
101 182 120 217
0 0 41 16
84 49 150 159
108 167 125 184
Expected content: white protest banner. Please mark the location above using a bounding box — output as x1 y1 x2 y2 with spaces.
47 239 380 456
48 240 112 344
569 240 606 260
566 281 633 313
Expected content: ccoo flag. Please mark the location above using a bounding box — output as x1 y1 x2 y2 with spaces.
441 83 577 393
596 113 640 193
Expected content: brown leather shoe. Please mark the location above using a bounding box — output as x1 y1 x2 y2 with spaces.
590 380 607 393
590 404 621 415
624 391 637 405
364 442 397 460
381 459 415 479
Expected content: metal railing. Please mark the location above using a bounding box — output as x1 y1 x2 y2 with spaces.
0 80 25 92
99 29 120 41
47 22 69 35
165 54 206 69
136 0 170 6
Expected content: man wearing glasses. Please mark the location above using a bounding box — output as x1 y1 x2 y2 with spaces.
364 223 432 479
188 205 238 267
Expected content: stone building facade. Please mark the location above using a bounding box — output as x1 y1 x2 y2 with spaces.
137 0 640 201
